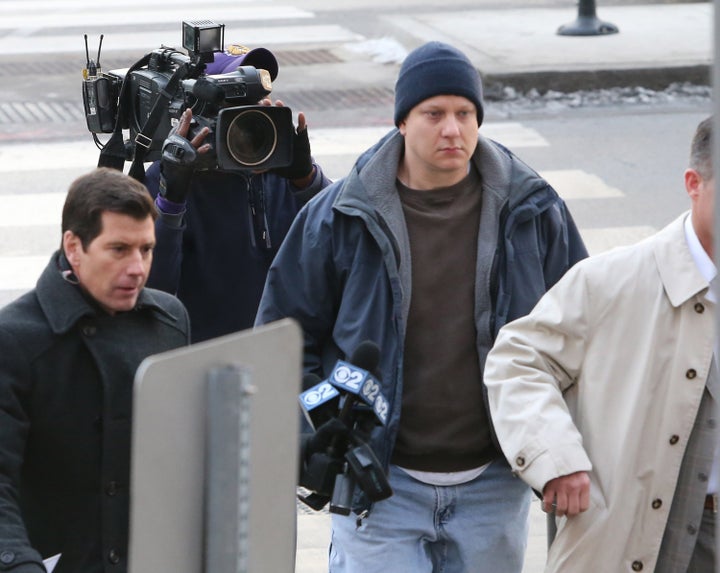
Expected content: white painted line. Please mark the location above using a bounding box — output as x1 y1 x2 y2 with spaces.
0 256 48 290
0 0 258 10
540 169 625 200
0 26 365 55
0 122 546 174
1 7 314 30
481 122 548 148
0 141 99 172
0 193 66 226
580 226 656 256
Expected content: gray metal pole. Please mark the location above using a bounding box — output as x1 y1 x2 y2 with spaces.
204 365 255 573
713 0 719 569
557 0 619 36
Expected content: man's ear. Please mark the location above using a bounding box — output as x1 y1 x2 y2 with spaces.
684 168 702 202
62 230 82 269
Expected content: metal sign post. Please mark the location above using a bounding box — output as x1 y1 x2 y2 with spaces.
127 319 302 573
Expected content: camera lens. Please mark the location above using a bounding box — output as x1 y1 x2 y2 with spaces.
225 109 278 167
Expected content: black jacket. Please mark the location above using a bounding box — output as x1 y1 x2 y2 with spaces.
0 252 190 573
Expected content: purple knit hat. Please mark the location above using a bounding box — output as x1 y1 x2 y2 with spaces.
205 44 279 81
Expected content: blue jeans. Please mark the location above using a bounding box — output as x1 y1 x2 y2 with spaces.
329 458 531 573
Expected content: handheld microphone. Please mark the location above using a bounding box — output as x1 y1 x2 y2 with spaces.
328 341 389 426
298 373 340 430
298 341 393 513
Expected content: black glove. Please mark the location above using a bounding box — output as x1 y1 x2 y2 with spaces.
159 133 199 204
270 126 313 181
303 417 349 462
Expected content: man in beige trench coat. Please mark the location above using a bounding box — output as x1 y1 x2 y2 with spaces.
485 116 717 573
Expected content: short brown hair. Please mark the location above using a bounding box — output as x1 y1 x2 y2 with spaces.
689 116 713 180
61 168 157 250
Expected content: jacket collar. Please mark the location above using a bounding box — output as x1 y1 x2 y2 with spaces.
338 129 548 214
654 212 711 308
36 251 177 335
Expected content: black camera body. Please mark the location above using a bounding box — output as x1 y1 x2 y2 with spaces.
84 20 293 171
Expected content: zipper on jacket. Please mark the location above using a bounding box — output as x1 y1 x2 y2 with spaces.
246 175 272 250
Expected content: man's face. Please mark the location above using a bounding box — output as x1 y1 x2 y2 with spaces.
398 95 479 189
63 212 156 315
685 167 715 256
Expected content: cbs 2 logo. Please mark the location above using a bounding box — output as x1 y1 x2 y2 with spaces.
331 364 366 391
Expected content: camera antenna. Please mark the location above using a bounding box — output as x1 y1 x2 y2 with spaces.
82 33 97 78
96 34 104 72
83 34 91 78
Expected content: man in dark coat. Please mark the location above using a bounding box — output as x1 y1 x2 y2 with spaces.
0 167 190 573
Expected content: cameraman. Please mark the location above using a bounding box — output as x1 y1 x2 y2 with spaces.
144 45 331 342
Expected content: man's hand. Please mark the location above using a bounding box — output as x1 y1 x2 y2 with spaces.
159 108 211 204
263 98 316 186
542 471 590 517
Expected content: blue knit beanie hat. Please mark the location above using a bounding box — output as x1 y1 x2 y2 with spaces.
394 41 484 127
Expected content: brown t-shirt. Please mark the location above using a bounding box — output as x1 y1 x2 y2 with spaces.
391 167 495 472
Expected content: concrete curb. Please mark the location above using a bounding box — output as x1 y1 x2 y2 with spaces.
482 64 711 98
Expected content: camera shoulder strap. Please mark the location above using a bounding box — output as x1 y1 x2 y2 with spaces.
128 63 191 182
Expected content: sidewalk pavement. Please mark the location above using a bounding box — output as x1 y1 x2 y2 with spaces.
289 1 711 100
293 2 712 572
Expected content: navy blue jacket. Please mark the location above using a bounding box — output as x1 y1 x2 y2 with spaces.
256 130 587 506
145 162 330 342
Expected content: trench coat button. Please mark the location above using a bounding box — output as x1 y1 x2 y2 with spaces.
108 549 120 564
93 416 103 432
669 435 679 445
515 456 525 467
82 325 97 337
106 481 118 496
694 302 705 313
709 419 717 429
687 524 698 535
686 369 697 379
631 560 643 571
0 551 15 564
651 498 662 509
698 472 708 483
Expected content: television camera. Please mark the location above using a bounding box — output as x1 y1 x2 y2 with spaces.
82 20 294 178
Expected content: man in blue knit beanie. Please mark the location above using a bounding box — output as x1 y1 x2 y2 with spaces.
256 41 588 573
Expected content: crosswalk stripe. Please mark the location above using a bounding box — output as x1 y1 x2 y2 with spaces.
0 26 365 56
0 123 548 173
0 193 67 226
542 169 625 200
0 0 259 10
1 6 314 30
0 120 649 301
581 226 656 255
0 256 49 291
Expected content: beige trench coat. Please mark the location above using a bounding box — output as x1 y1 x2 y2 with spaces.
485 213 715 573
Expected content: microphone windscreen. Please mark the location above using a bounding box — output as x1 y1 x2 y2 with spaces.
350 340 380 374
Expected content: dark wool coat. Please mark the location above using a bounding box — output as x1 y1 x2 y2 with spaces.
0 252 190 573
